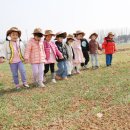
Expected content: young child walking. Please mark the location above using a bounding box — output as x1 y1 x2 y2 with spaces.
24 28 46 87
72 31 84 74
89 33 102 69
43 30 63 83
64 34 75 76
55 32 68 80
1 27 29 89
102 32 116 66
80 31 89 69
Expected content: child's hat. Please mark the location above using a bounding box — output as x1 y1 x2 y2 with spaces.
108 32 115 36
67 34 74 40
73 30 85 37
33 28 43 35
6 27 21 37
55 32 67 39
89 33 98 39
44 30 55 36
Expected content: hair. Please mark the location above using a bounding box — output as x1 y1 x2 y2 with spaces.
34 33 43 38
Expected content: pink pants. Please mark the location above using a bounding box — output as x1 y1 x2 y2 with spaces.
31 63 44 84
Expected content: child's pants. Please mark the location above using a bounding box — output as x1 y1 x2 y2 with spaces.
81 51 89 67
90 54 99 67
73 63 81 72
44 63 55 79
106 54 113 66
56 61 67 78
31 63 44 84
10 61 27 85
66 61 73 75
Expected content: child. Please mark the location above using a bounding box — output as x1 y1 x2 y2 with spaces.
102 32 116 66
64 34 75 76
89 33 102 69
1 27 29 89
43 30 63 83
55 32 68 80
80 31 89 69
24 28 46 87
72 31 84 74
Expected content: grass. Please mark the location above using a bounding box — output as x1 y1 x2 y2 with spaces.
0 44 130 130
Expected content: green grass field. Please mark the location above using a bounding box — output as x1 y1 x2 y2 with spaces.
0 44 130 130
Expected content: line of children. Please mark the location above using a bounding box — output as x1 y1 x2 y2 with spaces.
55 32 68 80
89 33 102 69
102 32 116 66
0 27 117 89
1 27 29 89
72 31 85 74
43 30 63 83
64 34 75 76
24 28 46 87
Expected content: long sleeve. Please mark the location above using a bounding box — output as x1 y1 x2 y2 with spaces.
24 41 32 60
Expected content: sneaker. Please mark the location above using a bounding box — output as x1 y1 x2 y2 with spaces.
23 84 30 88
38 83 46 88
52 79 57 83
63 77 68 80
76 71 81 74
16 85 21 90
55 75 62 80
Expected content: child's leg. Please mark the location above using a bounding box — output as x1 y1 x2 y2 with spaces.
50 63 55 79
95 54 99 67
67 61 71 75
110 54 113 65
62 61 68 78
44 64 50 76
56 61 64 77
91 54 95 67
38 63 44 84
84 52 89 66
31 64 39 82
106 54 109 66
10 63 19 87
18 61 27 84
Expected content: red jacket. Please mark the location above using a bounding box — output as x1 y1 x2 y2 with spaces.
102 37 116 54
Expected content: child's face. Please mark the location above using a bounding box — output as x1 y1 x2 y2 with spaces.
45 35 52 42
57 37 63 43
68 39 74 44
10 32 19 42
109 35 114 39
76 34 83 40
91 35 97 40
34 36 42 42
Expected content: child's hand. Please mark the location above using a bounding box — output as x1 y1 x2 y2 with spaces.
59 56 64 59
24 59 29 64
0 57 5 63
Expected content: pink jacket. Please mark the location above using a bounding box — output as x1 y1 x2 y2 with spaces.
24 38 46 64
44 41 62 63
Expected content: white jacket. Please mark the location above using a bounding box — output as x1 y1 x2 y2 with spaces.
0 40 25 63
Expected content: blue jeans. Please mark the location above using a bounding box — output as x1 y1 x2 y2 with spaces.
10 61 27 85
56 61 67 78
90 54 99 67
106 54 113 66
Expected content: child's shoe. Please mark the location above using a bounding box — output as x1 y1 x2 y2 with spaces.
23 83 30 88
52 79 57 83
38 82 46 88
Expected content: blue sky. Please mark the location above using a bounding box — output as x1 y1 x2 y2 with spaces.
0 0 130 40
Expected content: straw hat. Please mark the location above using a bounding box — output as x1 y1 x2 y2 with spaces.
55 32 67 39
33 28 43 35
6 27 21 37
108 32 115 36
73 30 85 37
67 34 74 40
44 30 55 36
89 33 98 39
